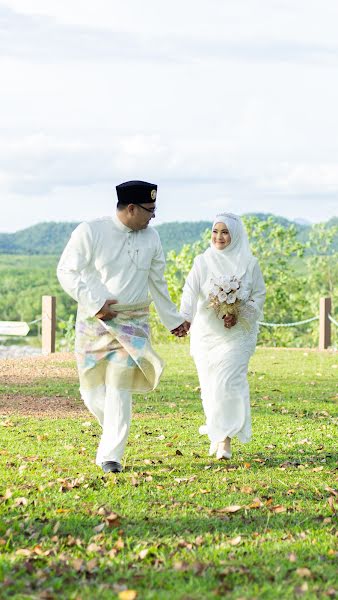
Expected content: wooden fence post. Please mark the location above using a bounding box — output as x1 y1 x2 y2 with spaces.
319 297 331 351
42 295 56 354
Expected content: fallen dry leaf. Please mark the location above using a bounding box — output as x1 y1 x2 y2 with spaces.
270 505 287 513
15 548 31 557
87 543 101 553
105 512 121 527
288 553 297 563
115 537 124 550
294 582 309 595
220 505 242 513
296 567 312 578
86 558 98 572
173 561 190 572
118 591 138 600
72 558 84 572
13 497 28 507
118 590 137 600
241 486 253 494
328 497 336 514
249 498 263 509
229 535 242 546
1 489 12 501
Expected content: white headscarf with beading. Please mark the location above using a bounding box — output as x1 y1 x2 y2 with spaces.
204 213 253 280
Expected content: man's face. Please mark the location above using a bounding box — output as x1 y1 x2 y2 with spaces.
129 203 156 230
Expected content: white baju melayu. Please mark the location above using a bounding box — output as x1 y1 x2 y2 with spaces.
57 214 182 465
180 214 266 449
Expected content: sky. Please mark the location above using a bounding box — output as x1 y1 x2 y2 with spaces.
0 0 338 232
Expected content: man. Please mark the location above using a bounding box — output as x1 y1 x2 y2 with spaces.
57 180 189 474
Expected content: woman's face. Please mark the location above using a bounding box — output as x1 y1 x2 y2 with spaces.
211 222 231 250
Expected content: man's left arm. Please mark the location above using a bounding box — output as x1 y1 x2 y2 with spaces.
148 234 189 334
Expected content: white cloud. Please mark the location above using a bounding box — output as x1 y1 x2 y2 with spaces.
259 164 338 192
0 1 337 231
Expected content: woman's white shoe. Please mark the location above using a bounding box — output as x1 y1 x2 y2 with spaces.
216 441 232 460
209 442 218 456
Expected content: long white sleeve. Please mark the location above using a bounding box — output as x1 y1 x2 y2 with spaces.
245 260 266 320
180 258 201 323
57 222 109 317
148 236 183 331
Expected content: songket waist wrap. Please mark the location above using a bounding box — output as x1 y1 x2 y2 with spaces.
75 300 164 393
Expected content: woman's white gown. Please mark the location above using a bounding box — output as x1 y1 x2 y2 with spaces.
180 253 266 445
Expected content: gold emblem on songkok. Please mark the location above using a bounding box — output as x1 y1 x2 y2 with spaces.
151 189 157 200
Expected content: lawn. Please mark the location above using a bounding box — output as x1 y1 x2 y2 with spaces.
0 343 337 600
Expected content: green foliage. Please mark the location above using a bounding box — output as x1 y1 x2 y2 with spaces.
243 216 308 347
155 221 212 255
152 217 337 347
303 222 338 346
0 218 337 348
56 315 76 352
150 230 211 342
0 255 77 338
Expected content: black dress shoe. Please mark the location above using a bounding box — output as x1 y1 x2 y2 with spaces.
102 461 123 473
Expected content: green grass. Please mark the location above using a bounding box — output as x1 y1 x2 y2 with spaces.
0 344 337 599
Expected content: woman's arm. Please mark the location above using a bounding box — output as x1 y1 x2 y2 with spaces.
246 260 266 320
180 258 201 324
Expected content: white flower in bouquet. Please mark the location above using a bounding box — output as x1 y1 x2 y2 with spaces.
207 275 254 331
230 280 240 291
207 275 242 321
218 290 228 302
227 292 237 304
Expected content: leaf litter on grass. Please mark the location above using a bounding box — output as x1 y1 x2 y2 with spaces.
0 345 337 599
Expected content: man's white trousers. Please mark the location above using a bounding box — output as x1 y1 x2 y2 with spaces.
81 384 132 466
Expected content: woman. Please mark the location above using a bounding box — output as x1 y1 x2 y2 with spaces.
180 213 266 460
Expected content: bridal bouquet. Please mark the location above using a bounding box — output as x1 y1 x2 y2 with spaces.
208 275 243 321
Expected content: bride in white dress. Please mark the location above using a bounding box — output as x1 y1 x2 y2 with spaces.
180 213 266 460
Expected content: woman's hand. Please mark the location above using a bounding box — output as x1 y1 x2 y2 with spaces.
223 314 237 329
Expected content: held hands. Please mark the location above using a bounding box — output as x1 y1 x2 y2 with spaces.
95 299 118 321
222 314 237 329
171 321 191 338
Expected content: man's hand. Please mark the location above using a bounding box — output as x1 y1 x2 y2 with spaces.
222 314 237 329
95 299 118 321
171 321 191 337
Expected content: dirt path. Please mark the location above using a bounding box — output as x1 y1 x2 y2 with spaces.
0 352 88 418
0 393 88 418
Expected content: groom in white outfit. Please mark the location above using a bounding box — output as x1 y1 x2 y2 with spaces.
57 181 189 473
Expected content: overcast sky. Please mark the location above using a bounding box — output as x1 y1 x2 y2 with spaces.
1 0 337 232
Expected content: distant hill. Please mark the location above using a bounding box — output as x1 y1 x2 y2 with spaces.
0 222 79 256
0 214 336 256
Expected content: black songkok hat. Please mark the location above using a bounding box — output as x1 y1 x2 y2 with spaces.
116 180 157 205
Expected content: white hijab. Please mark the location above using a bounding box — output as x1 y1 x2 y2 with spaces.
204 213 253 280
